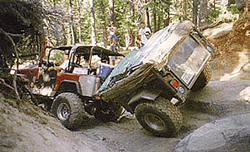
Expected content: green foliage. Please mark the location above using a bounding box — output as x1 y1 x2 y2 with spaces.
45 50 64 62
38 0 238 49
51 51 64 61
94 0 109 45
170 0 192 23
0 0 45 67
227 4 240 14
208 9 220 22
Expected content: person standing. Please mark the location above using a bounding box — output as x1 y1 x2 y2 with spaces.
108 21 120 65
138 22 151 48
108 21 118 46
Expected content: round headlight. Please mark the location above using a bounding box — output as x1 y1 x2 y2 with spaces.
178 86 185 94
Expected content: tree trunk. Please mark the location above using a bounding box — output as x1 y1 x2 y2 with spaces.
99 0 108 47
53 2 59 45
164 2 170 27
214 0 216 11
61 23 67 45
183 0 188 20
145 0 151 29
153 1 157 33
199 0 209 27
125 0 134 49
66 23 71 45
90 0 96 45
69 0 76 45
157 13 161 31
193 0 198 27
108 0 114 21
77 0 82 44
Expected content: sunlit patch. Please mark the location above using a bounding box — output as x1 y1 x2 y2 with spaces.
238 86 250 103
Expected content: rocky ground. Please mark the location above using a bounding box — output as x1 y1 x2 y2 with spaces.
2 18 250 151
2 80 250 152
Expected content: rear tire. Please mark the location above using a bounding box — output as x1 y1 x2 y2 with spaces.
51 92 89 130
191 64 211 91
135 97 183 137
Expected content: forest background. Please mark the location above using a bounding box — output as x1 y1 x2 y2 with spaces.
0 0 245 59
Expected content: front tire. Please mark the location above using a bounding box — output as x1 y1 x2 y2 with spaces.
135 97 183 137
51 93 89 130
191 64 211 91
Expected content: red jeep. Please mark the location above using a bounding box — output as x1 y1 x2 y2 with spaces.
17 45 125 129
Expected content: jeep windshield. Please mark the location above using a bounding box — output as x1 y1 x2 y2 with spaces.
45 46 72 66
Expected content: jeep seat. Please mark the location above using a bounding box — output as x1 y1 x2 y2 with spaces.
96 63 115 79
73 67 88 74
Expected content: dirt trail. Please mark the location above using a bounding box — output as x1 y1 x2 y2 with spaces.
75 80 250 152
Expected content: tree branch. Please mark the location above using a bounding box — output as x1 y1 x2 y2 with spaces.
7 33 24 37
0 28 20 101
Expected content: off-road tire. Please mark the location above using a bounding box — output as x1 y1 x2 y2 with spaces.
51 92 89 130
94 106 123 122
135 97 183 137
191 64 211 91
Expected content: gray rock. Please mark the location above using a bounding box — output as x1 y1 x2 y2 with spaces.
175 113 250 152
187 80 250 116
175 80 250 151
203 23 233 40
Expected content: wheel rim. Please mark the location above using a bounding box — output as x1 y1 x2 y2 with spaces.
144 113 166 132
57 103 70 121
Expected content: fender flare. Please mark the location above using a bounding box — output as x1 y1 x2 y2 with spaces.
54 80 82 97
128 89 161 107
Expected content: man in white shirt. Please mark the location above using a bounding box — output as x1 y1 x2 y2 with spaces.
138 22 151 48
108 21 118 45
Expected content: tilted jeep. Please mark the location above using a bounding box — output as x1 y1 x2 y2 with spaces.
95 20 216 137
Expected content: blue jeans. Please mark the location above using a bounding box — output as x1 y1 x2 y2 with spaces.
141 43 145 48
108 35 118 41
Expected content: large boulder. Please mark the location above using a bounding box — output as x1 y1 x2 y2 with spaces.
174 113 250 151
203 22 233 40
174 80 250 151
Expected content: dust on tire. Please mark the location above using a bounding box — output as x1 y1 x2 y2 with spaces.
135 97 183 137
51 92 89 130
